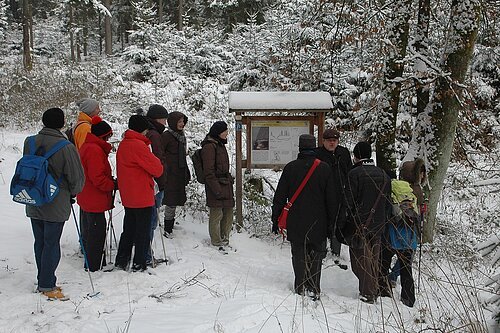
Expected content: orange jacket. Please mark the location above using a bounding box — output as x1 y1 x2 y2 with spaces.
74 112 92 149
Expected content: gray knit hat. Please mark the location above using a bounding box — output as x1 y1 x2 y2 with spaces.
77 98 99 115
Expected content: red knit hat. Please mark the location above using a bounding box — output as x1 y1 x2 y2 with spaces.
91 116 112 138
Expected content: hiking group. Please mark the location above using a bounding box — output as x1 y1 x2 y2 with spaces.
13 103 426 307
272 132 427 307
13 101 233 300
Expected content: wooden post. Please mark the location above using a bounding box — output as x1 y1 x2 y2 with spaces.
235 113 243 231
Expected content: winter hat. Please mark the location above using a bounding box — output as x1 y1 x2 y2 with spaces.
42 108 65 129
298 134 316 150
147 104 169 119
209 121 228 138
91 116 113 138
128 114 150 133
323 128 340 139
167 111 188 131
77 98 99 115
353 141 372 159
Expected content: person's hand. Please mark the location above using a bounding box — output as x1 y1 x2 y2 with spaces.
272 224 279 235
70 196 76 204
113 179 119 191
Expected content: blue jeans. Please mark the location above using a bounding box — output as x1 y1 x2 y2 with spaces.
31 219 65 291
145 191 164 262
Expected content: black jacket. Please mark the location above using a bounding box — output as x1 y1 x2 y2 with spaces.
344 159 391 236
315 145 353 229
272 151 338 244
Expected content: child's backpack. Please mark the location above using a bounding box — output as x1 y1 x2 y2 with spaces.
10 136 70 206
191 148 205 184
389 180 420 250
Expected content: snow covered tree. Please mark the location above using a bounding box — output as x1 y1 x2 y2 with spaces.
413 0 482 242
0 0 8 40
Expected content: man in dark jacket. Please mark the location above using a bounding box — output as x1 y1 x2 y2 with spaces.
344 141 391 304
25 108 85 300
272 134 338 300
144 104 168 265
315 128 352 266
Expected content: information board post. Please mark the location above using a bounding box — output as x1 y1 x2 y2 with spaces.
235 113 243 231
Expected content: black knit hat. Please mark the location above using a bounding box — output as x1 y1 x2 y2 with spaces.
209 121 228 138
91 116 113 138
147 104 168 119
42 108 65 129
128 114 149 133
299 134 316 150
353 141 372 159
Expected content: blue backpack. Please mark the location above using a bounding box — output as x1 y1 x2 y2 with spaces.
10 136 70 206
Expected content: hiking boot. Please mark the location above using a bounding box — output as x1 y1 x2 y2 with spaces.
306 289 320 301
146 257 168 267
42 289 67 300
359 294 376 304
132 263 146 272
163 230 173 238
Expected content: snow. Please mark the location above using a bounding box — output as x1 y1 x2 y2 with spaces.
0 129 426 333
228 92 333 112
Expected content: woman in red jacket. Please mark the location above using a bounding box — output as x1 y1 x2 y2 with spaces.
77 116 115 272
115 115 163 272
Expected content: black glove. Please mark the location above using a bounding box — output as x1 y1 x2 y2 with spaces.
70 196 76 204
113 179 119 191
272 224 279 235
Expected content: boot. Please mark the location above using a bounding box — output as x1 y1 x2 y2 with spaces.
163 219 174 235
42 289 67 300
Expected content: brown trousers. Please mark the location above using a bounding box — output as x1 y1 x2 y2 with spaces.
349 235 381 297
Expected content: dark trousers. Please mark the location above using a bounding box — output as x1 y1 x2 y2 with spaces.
115 207 152 270
81 211 106 272
330 235 342 256
31 219 65 291
380 244 415 306
349 235 381 298
290 241 327 295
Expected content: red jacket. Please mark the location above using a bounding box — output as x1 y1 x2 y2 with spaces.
77 133 115 213
117 130 163 208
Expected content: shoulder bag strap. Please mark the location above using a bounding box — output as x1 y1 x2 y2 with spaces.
288 158 321 206
364 175 388 228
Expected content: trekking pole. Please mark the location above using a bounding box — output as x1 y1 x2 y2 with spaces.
100 190 117 269
417 199 428 292
71 204 99 297
158 206 168 266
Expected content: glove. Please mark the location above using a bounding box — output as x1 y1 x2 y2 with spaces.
272 224 279 235
113 178 119 191
70 196 76 204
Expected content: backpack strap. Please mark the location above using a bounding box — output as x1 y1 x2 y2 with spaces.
43 140 71 159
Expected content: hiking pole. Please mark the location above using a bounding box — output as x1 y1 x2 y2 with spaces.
417 199 428 292
71 204 99 297
158 206 168 266
100 190 117 269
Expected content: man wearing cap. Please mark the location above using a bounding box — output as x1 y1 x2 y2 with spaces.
272 134 338 300
115 115 163 272
315 128 353 268
144 104 169 266
343 141 391 304
73 98 102 149
25 108 85 300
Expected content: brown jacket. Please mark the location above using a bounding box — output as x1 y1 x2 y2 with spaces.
201 135 234 208
400 158 426 206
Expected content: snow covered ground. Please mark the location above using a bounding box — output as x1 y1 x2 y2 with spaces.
0 130 490 332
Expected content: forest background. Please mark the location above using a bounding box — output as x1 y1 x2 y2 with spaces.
0 0 498 331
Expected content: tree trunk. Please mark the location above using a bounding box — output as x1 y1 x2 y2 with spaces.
414 0 430 117
69 4 75 62
423 0 481 243
104 0 112 55
158 0 163 24
22 0 32 70
375 0 412 172
177 0 183 31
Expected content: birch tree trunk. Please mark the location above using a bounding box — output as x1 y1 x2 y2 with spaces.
177 0 184 31
375 0 412 172
423 0 481 242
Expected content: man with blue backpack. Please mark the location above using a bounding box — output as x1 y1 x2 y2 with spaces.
13 108 85 300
